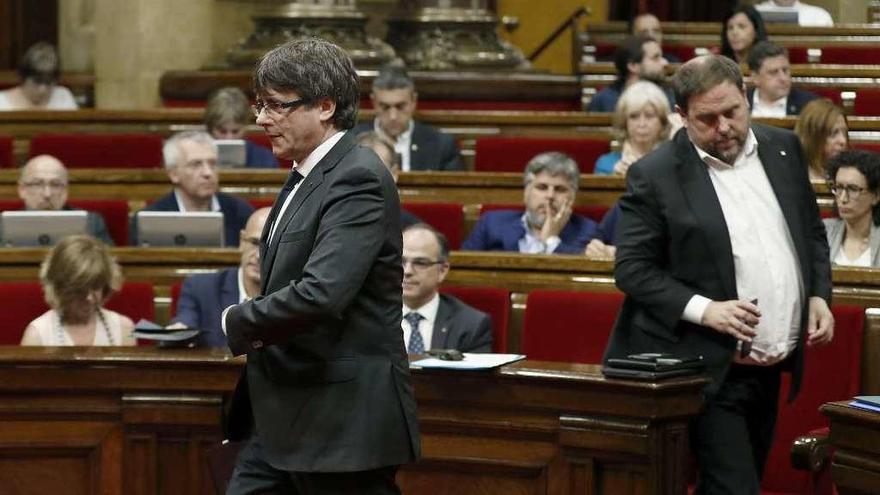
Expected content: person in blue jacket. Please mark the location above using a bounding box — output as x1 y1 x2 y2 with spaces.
204 87 279 169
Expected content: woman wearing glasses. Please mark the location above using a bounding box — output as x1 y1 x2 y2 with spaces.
824 149 880 267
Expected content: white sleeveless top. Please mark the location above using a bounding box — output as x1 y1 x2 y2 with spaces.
33 308 126 346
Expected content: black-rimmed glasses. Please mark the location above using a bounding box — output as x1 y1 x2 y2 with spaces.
401 257 444 271
830 183 869 200
251 98 307 118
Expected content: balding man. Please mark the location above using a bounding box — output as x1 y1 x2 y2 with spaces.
169 207 271 347
1 155 112 244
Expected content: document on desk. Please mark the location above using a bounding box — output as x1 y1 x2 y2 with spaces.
850 396 880 414
410 353 526 370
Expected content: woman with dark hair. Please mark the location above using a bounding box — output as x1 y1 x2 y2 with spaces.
0 42 77 110
824 149 880 267
721 5 768 64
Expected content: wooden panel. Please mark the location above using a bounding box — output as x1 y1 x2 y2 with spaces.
821 402 880 495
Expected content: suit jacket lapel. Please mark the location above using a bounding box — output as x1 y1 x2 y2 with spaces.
409 123 424 171
432 296 453 349
674 130 738 299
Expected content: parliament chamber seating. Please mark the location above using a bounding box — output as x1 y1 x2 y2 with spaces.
473 136 611 173
520 289 624 364
28 133 164 168
439 285 510 353
0 136 12 168
853 89 880 116
400 202 465 249
0 198 130 246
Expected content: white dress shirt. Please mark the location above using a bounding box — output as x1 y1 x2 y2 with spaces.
518 213 562 254
751 89 788 118
236 268 251 303
173 190 221 212
833 246 871 267
375 119 414 172
682 130 804 365
403 293 440 351
755 1 833 26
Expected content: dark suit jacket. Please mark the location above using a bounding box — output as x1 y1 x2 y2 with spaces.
244 140 279 169
0 206 112 245
461 209 604 254
224 131 420 472
129 191 254 247
429 293 492 353
173 267 237 348
603 124 832 400
352 120 464 171
747 87 819 116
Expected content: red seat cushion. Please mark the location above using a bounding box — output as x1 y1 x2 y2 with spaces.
66 199 130 246
29 133 164 168
853 89 880 116
440 286 510 353
0 282 47 344
401 202 464 250
0 135 13 168
522 290 624 364
819 46 879 64
474 137 608 173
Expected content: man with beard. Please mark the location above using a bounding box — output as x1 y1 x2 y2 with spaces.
587 34 672 112
462 152 607 254
603 55 834 494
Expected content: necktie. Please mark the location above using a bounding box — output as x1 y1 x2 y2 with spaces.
266 170 304 243
405 312 425 354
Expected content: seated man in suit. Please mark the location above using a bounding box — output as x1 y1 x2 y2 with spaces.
352 65 464 171
1 154 112 244
130 131 254 246
168 207 270 347
403 223 492 353
747 41 817 118
204 87 278 168
357 131 423 228
629 13 680 63
462 152 607 254
588 35 673 112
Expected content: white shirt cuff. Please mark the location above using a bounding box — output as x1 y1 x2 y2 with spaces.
682 295 712 325
221 305 234 335
545 236 562 253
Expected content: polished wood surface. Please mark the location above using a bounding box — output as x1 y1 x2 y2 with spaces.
820 402 880 495
0 347 707 495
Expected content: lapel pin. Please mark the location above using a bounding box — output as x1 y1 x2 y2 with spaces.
441 327 447 333
779 150 786 156
411 144 418 151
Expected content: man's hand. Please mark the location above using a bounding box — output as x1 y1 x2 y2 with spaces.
701 299 761 342
806 296 834 346
584 239 616 259
539 198 572 242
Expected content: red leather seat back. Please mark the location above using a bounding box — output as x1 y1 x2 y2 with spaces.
474 137 609 173
853 89 880 116
66 199 130 246
440 286 511 353
0 136 13 168
401 202 465 249
29 133 164 168
0 282 47 344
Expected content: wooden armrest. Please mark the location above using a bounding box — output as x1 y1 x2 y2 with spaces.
791 432 830 472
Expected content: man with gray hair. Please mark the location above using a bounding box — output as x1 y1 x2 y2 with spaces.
129 130 254 246
604 54 833 493
462 151 606 253
352 65 463 171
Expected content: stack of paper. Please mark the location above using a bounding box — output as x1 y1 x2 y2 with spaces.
850 396 880 413
410 353 525 370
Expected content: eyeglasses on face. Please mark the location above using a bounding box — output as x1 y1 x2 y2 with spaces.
20 180 67 191
251 98 307 118
401 257 444 271
829 183 870 199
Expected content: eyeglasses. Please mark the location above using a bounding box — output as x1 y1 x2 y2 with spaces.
401 257 444 271
830 183 869 199
20 180 67 191
251 98 307 118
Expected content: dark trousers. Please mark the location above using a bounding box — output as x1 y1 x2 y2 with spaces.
691 362 783 495
226 435 402 495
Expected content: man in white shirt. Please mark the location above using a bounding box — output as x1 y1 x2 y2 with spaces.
604 55 834 494
747 41 818 118
755 0 834 26
402 223 492 353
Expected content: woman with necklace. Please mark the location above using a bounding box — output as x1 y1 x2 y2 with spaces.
824 150 880 267
20 235 135 346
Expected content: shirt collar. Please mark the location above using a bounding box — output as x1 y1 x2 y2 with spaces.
236 267 250 303
403 292 440 321
173 190 220 212
753 89 787 109
292 130 346 178
693 128 758 170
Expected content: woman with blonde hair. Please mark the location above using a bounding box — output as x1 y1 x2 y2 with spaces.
21 235 136 346
594 80 671 176
795 98 848 181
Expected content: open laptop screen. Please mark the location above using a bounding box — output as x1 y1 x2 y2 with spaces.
136 211 224 247
1 210 89 247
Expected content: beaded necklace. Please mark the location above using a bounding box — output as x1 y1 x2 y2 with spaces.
53 308 114 346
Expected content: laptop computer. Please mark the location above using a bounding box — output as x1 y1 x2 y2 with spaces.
759 10 800 24
1 210 89 247
136 211 224 247
215 139 247 168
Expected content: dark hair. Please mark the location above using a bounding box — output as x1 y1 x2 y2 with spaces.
204 87 251 131
672 55 744 114
613 35 655 89
747 41 788 73
721 5 768 61
627 13 659 35
18 42 60 84
403 223 449 262
827 149 880 225
253 37 360 130
372 64 414 93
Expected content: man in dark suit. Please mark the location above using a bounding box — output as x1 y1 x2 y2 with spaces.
402 223 492 353
747 41 817 117
587 35 673 113
129 131 254 247
462 152 608 254
604 55 834 494
2 154 113 245
352 65 464 171
222 38 419 494
168 207 270 347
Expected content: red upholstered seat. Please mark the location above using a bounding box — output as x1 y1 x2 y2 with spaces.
819 46 879 64
0 282 47 344
104 282 156 323
853 89 880 116
809 88 843 106
663 45 696 62
0 135 13 168
440 286 510 353
401 202 464 249
760 304 864 495
852 142 880 154
479 203 609 224
29 133 164 168
473 136 609 173
521 290 624 364
66 199 130 246
787 47 809 64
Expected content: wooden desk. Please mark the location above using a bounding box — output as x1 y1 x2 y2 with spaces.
0 347 707 495
820 402 880 495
